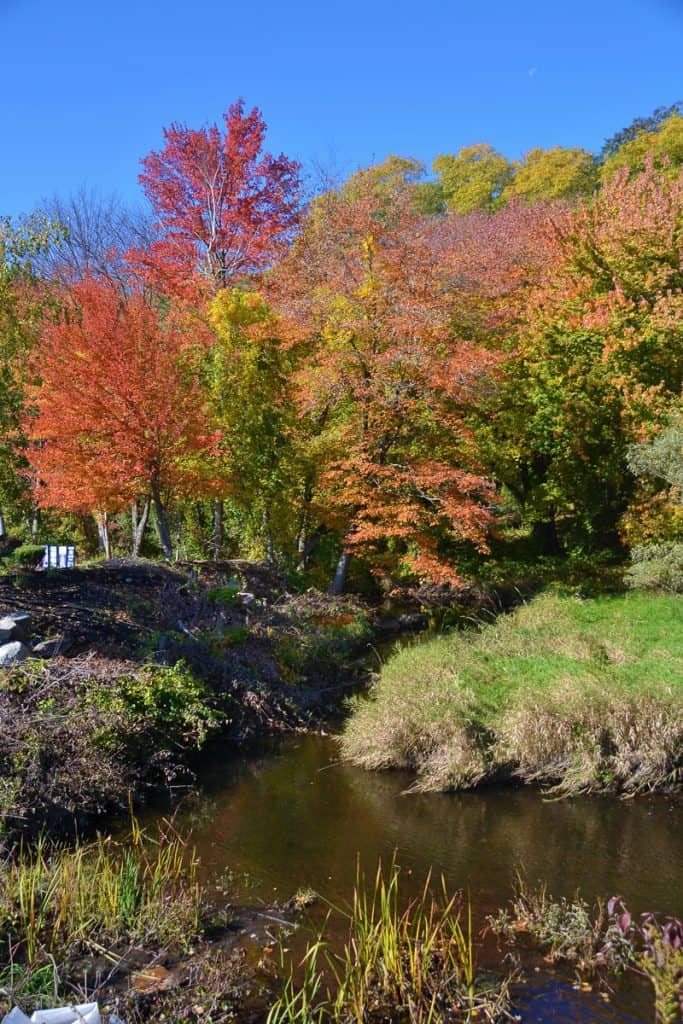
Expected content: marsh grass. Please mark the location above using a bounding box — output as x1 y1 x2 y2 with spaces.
267 857 514 1023
0 815 202 996
341 592 683 795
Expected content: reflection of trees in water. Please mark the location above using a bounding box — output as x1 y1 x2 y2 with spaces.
339 757 683 915
146 734 682 917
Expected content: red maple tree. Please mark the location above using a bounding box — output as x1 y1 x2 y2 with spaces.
28 278 218 558
135 100 301 299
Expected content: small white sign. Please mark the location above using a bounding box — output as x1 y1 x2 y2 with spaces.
41 545 76 569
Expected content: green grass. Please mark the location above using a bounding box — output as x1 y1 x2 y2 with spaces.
341 592 683 795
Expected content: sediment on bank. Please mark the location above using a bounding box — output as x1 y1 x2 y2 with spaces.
341 591 683 796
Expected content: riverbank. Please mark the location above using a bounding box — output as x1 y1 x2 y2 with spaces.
341 590 683 795
1 731 680 1023
0 558 375 840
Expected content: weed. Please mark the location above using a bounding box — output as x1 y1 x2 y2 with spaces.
489 875 634 976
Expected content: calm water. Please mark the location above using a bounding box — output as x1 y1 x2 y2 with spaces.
145 733 682 1022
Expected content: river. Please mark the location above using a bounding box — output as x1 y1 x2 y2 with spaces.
141 731 682 1023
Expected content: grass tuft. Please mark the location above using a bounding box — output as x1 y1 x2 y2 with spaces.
267 856 514 1023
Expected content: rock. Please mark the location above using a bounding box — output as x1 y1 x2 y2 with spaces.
238 591 257 606
131 964 180 993
0 612 32 642
32 636 72 658
0 641 31 668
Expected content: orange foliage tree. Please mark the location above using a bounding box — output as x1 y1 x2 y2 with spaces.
28 278 218 559
478 159 683 550
271 183 498 588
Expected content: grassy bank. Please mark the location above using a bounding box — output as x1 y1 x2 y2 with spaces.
341 591 683 795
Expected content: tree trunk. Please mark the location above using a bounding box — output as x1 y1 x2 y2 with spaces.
262 509 275 564
296 480 315 572
212 500 223 561
97 511 112 560
531 518 562 556
0 510 5 540
151 481 173 561
296 508 308 573
31 508 41 543
330 550 351 596
131 498 150 557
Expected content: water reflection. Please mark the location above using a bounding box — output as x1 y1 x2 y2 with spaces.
174 734 681 918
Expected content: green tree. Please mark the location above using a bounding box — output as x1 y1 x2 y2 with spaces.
600 113 683 181
504 146 597 204
207 288 300 562
432 144 513 213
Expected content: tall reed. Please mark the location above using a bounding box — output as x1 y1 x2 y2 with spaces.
0 818 201 969
267 857 513 1023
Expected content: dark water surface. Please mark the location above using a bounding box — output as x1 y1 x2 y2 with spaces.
146 733 681 1022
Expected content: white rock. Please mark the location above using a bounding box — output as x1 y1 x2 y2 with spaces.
0 641 31 668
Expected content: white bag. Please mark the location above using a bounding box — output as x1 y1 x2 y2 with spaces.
2 1004 101 1024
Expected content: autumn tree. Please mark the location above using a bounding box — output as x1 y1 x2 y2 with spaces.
136 99 301 556
271 181 497 589
600 113 683 182
601 102 681 158
29 279 217 559
479 159 683 551
136 99 301 299
0 215 57 538
503 146 597 204
338 155 443 214
432 144 513 214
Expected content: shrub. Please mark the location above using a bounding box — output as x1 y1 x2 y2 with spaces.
0 658 219 838
626 542 683 593
98 661 219 748
11 545 45 568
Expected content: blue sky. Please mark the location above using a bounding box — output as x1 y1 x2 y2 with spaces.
1 0 682 217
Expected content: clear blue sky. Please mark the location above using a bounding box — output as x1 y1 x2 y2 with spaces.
1 0 682 217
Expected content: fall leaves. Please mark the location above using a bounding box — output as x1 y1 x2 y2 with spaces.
6 102 683 584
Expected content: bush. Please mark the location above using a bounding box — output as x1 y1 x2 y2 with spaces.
98 661 219 748
11 545 45 568
626 542 683 593
206 583 240 606
0 658 219 838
